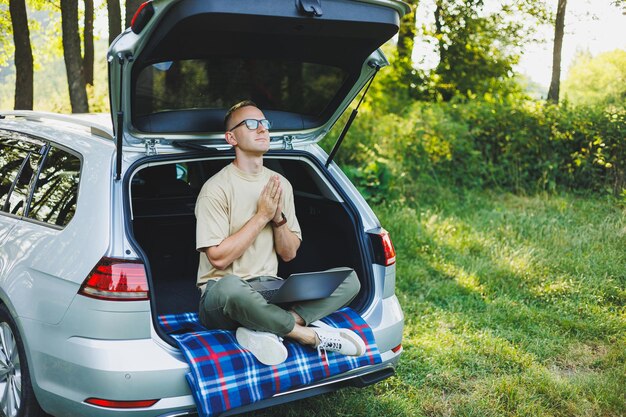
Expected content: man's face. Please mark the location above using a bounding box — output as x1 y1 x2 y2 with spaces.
225 106 271 156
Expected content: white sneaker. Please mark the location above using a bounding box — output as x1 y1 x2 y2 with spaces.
312 327 366 357
235 327 288 366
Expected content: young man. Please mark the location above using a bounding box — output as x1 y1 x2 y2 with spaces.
194 100 366 365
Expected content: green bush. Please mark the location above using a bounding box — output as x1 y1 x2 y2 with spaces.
449 99 626 194
332 98 626 199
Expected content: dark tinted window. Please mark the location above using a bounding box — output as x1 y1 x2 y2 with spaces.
0 133 45 216
134 58 347 119
28 147 81 227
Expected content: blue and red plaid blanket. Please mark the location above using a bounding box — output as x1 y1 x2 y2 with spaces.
159 307 381 417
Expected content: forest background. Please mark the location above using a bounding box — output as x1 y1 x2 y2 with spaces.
1 0 625 198
1 0 625 416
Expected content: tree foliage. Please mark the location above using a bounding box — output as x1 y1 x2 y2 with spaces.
562 49 626 108
413 0 551 101
397 0 418 61
611 0 626 11
333 95 626 202
0 2 16 67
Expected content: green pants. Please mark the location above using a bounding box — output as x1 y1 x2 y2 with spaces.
198 268 361 337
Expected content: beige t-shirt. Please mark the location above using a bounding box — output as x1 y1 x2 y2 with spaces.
195 163 302 286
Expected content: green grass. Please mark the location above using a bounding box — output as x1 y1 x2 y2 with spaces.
250 187 625 417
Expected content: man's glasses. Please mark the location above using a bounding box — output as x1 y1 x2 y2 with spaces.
229 119 271 131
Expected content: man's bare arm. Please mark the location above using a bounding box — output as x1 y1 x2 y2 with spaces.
272 221 301 262
205 212 269 270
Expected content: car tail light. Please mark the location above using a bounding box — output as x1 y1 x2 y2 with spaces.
79 257 149 301
131 1 154 34
392 344 403 353
85 398 159 409
371 229 396 266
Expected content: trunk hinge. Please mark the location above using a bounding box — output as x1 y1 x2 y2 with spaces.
297 0 322 16
325 63 380 168
114 51 134 181
282 135 294 150
144 138 160 156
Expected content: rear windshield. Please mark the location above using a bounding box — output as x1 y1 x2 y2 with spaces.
132 58 348 130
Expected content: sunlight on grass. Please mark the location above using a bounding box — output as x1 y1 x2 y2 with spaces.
420 208 547 290
444 264 486 298
529 276 578 301
409 320 536 378
244 189 624 417
370 190 625 417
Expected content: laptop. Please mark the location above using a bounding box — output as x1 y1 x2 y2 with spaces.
249 268 353 304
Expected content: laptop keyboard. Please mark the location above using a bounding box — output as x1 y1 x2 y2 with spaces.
256 288 280 301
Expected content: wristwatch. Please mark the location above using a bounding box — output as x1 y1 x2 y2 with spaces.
272 212 287 227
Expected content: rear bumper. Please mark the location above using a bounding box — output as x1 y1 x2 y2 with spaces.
219 350 401 417
20 294 403 417
20 316 195 417
27 324 400 417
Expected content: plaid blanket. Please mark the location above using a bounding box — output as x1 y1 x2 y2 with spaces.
159 308 381 417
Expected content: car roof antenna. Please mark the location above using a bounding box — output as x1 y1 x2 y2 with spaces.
325 63 380 169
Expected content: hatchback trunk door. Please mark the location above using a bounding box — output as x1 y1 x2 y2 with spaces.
108 0 409 149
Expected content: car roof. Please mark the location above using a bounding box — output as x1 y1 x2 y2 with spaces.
0 112 115 155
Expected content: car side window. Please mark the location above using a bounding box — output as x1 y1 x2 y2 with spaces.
27 146 81 227
0 134 44 216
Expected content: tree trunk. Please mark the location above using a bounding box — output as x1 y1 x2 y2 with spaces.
9 0 34 110
61 0 90 113
83 0 94 85
125 0 143 27
107 0 122 46
547 0 567 103
397 1 417 60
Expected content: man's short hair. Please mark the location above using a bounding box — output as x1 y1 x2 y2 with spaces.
224 100 258 131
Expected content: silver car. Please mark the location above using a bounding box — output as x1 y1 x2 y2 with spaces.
0 0 407 416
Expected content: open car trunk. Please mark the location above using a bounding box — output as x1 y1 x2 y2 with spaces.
129 153 373 322
109 0 408 147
